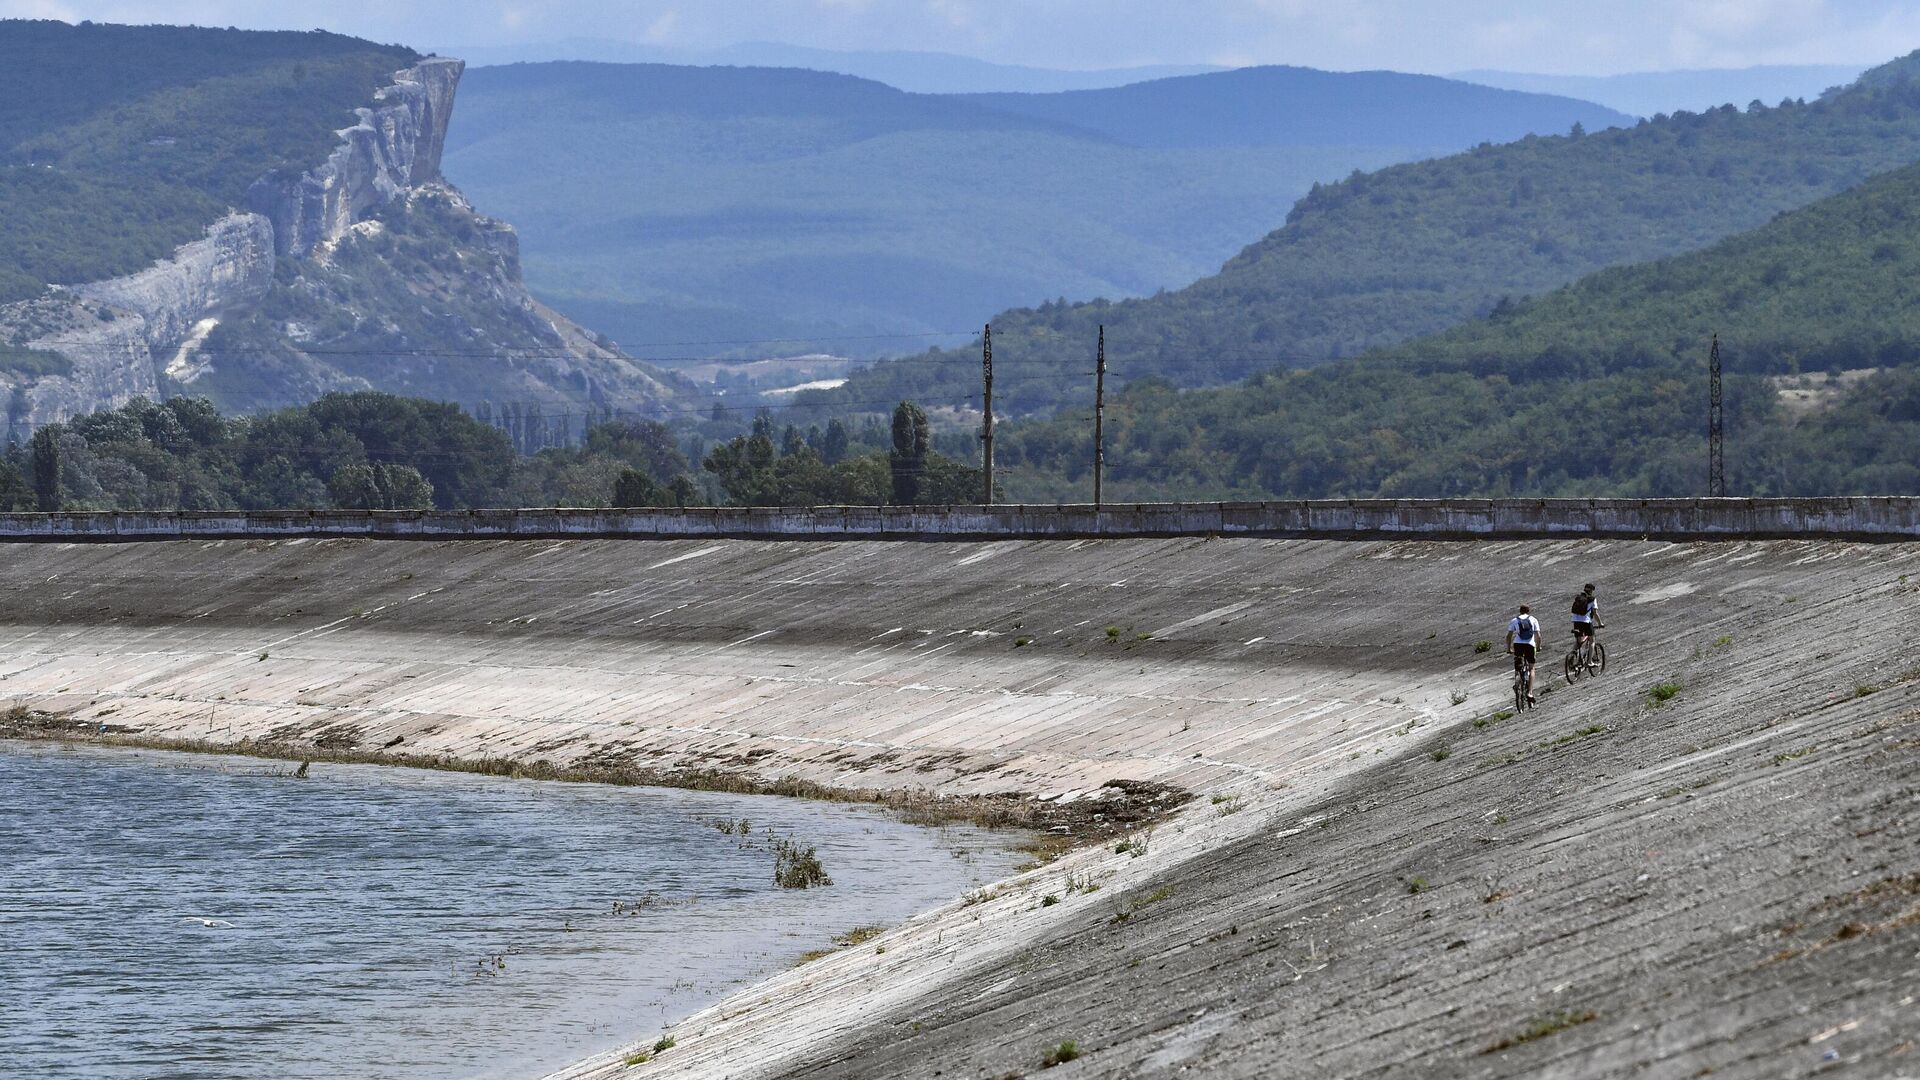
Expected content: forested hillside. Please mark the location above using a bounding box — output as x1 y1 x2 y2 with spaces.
0 21 417 302
990 158 1920 501
444 62 1622 359
812 50 1920 416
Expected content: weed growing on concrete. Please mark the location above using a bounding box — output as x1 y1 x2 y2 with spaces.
1114 826 1153 858
1474 640 1492 653
1473 709 1515 730
1449 689 1469 706
1063 869 1099 895
963 886 1000 906
1140 884 1175 905
1773 746 1817 765
1213 794 1245 816
1546 725 1608 748
1855 684 1878 698
256 652 268 662
1405 876 1430 894
795 948 835 964
623 1050 651 1065
773 838 831 889
1106 626 1121 641
833 926 886 947
1649 680 1683 704
1714 635 1733 648
1042 1040 1081 1067
1040 894 1060 907
652 1035 676 1054
1430 747 1451 761
1482 1010 1598 1054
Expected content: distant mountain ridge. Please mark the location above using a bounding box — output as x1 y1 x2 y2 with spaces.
445 60 1632 360
807 49 1920 416
1454 64 1870 118
958 66 1631 148
437 38 1226 93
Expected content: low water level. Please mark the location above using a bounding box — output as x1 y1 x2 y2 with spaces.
0 742 1022 1079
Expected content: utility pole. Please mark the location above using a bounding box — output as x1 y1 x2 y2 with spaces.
981 323 994 505
1093 324 1107 509
1709 334 1725 497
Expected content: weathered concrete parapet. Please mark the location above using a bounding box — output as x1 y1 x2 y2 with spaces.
4 498 1920 543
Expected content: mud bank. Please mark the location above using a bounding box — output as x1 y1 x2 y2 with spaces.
3 536 1916 1078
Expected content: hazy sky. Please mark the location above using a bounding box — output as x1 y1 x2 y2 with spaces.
3 0 1917 74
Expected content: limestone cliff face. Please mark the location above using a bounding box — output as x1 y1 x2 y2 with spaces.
2 55 674 434
245 58 464 257
3 213 275 434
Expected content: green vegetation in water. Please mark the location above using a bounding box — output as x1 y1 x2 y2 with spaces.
772 838 831 889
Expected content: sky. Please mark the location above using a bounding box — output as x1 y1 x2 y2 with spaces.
2 0 1918 74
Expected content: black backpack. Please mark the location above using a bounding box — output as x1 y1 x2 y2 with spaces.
1572 594 1590 615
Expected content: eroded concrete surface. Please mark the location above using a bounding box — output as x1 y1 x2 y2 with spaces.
2 536 1916 1079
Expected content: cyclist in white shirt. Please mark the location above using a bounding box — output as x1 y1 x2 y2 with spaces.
1506 604 1542 704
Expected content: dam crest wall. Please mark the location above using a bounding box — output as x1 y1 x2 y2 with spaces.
2 496 1919 542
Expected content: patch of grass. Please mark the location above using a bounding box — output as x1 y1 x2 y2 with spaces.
652 1035 676 1054
623 1050 651 1066
1134 631 1153 641
1472 708 1516 730
1649 680 1683 704
1014 636 1033 648
1405 876 1430 894
1546 724 1608 747
1714 635 1733 648
1106 625 1122 640
1430 747 1451 761
1449 689 1469 706
1482 1010 1598 1054
1114 828 1152 857
1474 640 1492 653
832 925 885 947
1040 894 1060 907
1139 884 1176 905
1855 683 1878 697
962 886 1000 906
1213 794 1245 816
1772 745 1817 765
1042 1040 1081 1067
795 948 835 964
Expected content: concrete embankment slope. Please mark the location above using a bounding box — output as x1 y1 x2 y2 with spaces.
3 536 1917 1078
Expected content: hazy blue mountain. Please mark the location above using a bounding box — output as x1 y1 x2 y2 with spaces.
437 38 1225 93
444 61 1628 360
960 66 1633 148
807 51 1920 418
1453 65 1868 118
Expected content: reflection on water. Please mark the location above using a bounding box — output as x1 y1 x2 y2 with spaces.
0 742 1020 1079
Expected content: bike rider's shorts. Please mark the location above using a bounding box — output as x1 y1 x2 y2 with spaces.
1572 622 1593 637
1512 642 1536 670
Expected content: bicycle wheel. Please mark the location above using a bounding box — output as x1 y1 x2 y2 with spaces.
1514 672 1526 713
1590 641 1608 675
1564 649 1583 685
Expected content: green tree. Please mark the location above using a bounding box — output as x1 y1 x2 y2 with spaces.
889 401 929 505
611 467 658 507
821 418 850 465
30 426 60 511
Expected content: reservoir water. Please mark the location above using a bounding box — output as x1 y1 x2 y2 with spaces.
0 742 1022 1079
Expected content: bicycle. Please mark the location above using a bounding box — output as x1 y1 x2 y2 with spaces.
1513 654 1536 712
1563 626 1608 684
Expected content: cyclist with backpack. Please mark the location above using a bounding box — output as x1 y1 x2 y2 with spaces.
1506 604 1542 705
1572 583 1604 644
